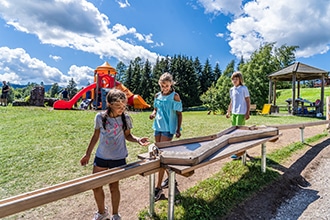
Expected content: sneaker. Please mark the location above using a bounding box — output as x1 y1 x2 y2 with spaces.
155 187 163 201
111 214 121 220
231 154 241 160
161 178 178 189
93 209 110 220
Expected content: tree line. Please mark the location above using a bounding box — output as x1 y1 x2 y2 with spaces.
6 43 297 112
114 42 297 112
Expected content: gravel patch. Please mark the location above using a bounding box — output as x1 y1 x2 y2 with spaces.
272 152 330 220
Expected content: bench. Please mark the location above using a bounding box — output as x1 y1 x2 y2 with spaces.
250 104 257 115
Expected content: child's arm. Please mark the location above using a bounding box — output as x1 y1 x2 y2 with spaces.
124 129 150 146
176 111 182 138
80 129 100 166
174 93 182 138
149 107 157 120
226 100 232 118
245 96 251 120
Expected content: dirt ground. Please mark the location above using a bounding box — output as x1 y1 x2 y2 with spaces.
8 124 330 220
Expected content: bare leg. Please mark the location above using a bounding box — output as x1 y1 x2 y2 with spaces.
92 166 107 214
109 181 120 215
156 135 173 188
156 168 165 188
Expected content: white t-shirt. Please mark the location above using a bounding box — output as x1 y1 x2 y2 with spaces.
229 85 250 115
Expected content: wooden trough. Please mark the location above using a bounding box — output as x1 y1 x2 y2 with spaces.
148 126 279 166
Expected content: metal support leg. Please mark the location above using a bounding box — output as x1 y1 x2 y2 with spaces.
242 151 247 165
149 173 155 216
167 169 176 220
300 127 304 143
261 143 266 173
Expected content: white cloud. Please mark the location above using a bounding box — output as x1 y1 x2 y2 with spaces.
49 55 62 62
116 0 130 8
0 47 92 86
67 65 94 86
216 33 224 38
197 0 243 15
199 0 330 60
0 0 160 65
228 0 330 59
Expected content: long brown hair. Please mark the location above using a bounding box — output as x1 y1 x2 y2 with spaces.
102 89 128 130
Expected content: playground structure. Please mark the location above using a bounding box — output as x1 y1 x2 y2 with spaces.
1 120 329 219
53 61 150 110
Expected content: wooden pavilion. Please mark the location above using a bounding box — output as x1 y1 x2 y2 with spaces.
268 62 328 115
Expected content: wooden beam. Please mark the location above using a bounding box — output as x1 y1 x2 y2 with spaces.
271 120 330 130
0 159 160 218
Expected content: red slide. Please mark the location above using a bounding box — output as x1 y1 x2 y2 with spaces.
53 83 96 110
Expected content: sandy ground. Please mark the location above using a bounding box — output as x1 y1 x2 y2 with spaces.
4 124 330 220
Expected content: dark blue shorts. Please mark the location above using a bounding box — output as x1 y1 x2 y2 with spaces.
154 130 174 138
93 157 126 169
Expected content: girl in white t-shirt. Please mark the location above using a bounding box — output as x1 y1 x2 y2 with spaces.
226 71 251 159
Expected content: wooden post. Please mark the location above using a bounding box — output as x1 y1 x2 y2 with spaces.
261 143 266 173
292 74 296 114
273 81 277 106
167 169 176 220
269 80 272 104
149 173 155 216
321 74 325 115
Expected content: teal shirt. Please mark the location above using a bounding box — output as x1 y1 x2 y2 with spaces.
152 91 182 134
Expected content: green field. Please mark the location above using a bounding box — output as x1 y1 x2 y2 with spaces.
0 104 324 197
0 88 329 218
275 87 330 105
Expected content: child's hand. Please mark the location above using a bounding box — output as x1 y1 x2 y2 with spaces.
138 137 150 146
175 130 181 138
149 113 155 120
226 113 230 118
80 155 90 166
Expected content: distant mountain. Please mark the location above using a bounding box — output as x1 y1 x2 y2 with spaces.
0 83 53 92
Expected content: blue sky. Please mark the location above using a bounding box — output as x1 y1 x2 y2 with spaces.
0 0 330 87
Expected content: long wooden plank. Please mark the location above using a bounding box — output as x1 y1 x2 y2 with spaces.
0 159 160 218
271 120 330 130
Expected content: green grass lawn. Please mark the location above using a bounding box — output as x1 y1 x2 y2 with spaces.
0 99 328 219
0 106 323 197
276 87 330 105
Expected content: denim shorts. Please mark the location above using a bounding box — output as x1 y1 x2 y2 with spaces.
93 157 126 169
154 130 174 138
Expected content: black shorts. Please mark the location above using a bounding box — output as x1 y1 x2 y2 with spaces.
93 157 126 169
1 93 7 99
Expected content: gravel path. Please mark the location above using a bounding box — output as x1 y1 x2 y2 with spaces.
225 134 330 220
272 143 330 220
